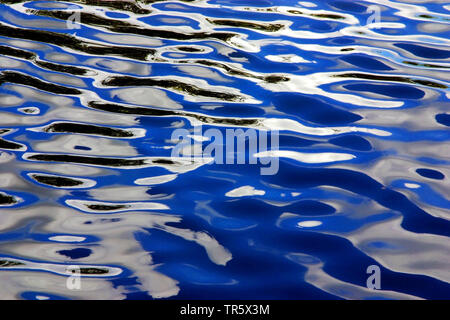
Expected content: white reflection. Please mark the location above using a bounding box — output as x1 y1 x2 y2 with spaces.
297 220 322 228
225 186 265 197
255 150 356 164
135 174 178 186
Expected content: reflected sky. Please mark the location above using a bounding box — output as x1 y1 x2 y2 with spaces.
0 0 449 300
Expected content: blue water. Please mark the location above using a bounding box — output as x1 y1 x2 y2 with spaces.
0 0 449 300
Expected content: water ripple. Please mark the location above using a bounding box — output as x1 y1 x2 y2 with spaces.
0 0 449 299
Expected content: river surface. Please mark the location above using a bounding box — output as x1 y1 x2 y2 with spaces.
0 0 449 300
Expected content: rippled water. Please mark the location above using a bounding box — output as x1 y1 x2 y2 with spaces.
0 0 449 300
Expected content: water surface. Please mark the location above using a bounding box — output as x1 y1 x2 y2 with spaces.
0 0 449 300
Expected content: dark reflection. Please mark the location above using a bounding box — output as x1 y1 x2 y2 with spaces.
176 58 289 83
287 10 303 15
176 46 204 53
25 154 146 167
30 174 84 187
0 193 18 205
35 60 90 76
0 71 81 95
79 267 109 275
310 13 345 20
0 45 34 59
19 108 40 114
84 218 122 225
287 9 346 20
0 0 151 13
0 41 93 75
0 24 155 61
88 101 259 126
43 122 134 138
89 101 175 117
264 75 289 83
103 76 244 101
0 259 24 267
0 129 11 135
207 19 284 32
86 204 129 211
403 61 450 69
152 159 175 165
78 0 151 14
33 10 236 42
0 138 24 150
